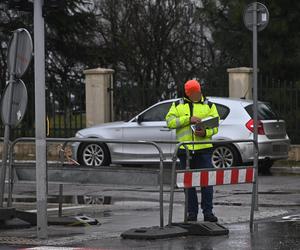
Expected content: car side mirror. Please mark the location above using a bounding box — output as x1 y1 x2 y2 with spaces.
137 115 143 124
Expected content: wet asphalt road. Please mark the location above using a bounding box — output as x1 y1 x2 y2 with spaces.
0 165 299 249
1 218 299 250
69 219 300 250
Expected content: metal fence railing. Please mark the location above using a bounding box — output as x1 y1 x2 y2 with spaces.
0 75 299 143
258 75 300 144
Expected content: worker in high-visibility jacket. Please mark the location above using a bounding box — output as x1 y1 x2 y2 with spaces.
165 79 220 222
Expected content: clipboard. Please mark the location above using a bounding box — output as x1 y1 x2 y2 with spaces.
191 116 219 131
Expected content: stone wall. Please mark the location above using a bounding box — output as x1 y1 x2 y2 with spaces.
1 143 299 162
0 143 70 162
288 145 300 161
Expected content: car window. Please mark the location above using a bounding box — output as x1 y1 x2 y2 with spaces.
214 103 230 120
141 102 173 122
245 103 278 120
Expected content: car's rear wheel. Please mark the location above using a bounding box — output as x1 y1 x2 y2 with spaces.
78 142 110 167
258 159 274 174
211 144 239 168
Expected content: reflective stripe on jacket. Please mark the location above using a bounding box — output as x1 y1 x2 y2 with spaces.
165 97 219 150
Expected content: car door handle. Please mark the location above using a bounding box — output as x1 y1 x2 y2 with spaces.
160 128 171 131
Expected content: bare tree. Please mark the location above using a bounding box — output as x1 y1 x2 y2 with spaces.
94 0 215 119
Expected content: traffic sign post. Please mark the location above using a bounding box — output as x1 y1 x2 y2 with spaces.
1 79 28 127
0 28 32 207
0 0 59 239
7 28 33 79
243 2 269 32
243 2 269 216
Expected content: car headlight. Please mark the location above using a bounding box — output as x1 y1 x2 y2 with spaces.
75 132 84 138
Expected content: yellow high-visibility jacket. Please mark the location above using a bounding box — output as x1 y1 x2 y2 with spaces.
165 96 219 151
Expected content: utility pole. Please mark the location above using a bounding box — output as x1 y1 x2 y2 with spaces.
34 0 48 239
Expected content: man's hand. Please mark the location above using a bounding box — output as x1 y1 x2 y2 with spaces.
190 116 201 124
194 128 206 137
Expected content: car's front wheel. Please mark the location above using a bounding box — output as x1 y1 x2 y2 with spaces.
78 142 110 167
211 144 239 168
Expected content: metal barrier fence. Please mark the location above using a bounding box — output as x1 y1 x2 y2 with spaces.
7 137 166 229
6 137 259 236
168 139 258 230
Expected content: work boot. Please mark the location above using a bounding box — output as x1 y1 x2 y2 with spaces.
187 214 197 222
204 213 218 222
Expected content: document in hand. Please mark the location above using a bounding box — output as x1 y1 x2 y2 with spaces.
191 116 219 131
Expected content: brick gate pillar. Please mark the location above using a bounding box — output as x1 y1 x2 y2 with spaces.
84 68 114 127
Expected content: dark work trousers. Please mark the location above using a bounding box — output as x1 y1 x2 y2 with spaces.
178 149 214 217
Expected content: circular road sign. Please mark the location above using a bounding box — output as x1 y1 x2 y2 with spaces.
244 2 269 32
1 79 28 127
7 28 33 78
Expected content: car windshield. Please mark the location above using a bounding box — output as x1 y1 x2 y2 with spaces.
245 103 279 120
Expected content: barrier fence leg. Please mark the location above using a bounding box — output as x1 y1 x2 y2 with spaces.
168 160 177 225
58 184 63 217
159 160 164 228
121 159 188 239
184 189 188 223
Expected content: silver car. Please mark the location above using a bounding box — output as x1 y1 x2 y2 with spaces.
72 97 290 170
